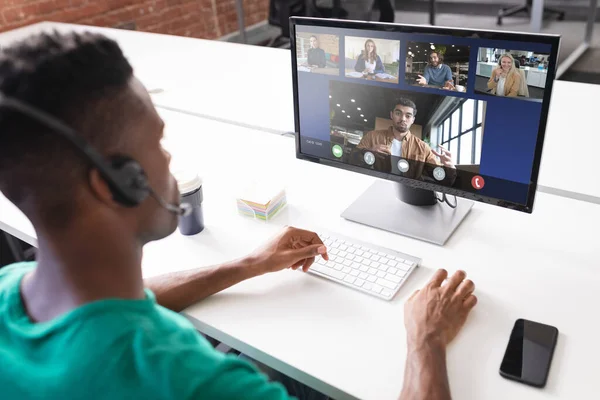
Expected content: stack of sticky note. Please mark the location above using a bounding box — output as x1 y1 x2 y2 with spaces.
236 181 287 221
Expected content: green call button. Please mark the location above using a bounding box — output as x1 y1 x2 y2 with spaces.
332 144 343 158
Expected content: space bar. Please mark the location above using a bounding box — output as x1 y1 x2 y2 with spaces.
310 264 346 280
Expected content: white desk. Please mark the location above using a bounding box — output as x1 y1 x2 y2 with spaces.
2 108 600 400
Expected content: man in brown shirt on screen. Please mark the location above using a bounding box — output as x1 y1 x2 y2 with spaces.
354 98 455 182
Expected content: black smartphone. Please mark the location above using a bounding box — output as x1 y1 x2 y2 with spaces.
499 319 558 388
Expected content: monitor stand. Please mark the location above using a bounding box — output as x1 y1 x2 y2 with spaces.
341 180 473 245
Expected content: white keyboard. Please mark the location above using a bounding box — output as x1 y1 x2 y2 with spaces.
307 230 420 301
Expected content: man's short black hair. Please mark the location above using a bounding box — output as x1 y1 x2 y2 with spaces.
0 31 135 227
391 98 417 116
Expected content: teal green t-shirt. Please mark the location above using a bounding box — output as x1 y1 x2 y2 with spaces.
0 262 291 399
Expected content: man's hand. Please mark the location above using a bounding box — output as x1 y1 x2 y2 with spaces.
404 269 477 349
372 144 391 155
249 226 329 274
432 145 455 168
443 80 455 90
416 75 427 85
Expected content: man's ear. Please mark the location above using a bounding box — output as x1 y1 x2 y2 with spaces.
88 169 117 207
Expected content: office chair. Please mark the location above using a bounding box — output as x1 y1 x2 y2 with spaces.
497 0 564 25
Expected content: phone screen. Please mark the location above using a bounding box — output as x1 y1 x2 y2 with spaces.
500 319 558 387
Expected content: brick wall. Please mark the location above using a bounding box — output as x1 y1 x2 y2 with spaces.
296 32 339 59
0 0 270 40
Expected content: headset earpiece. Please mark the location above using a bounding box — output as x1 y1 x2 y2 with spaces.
107 155 149 207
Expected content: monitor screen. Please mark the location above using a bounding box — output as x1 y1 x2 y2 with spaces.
291 18 560 213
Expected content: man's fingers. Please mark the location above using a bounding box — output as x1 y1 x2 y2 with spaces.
444 270 467 292
463 294 478 309
408 289 420 301
428 269 448 288
302 257 316 272
454 279 475 299
418 74 425 78
288 244 328 262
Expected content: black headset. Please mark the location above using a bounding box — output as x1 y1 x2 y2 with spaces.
0 94 190 216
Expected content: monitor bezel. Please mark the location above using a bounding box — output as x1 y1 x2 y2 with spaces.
290 16 560 213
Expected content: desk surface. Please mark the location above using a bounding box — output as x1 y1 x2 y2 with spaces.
0 22 599 200
1 108 599 400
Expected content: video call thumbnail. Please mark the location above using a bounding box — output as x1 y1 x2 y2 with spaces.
405 42 471 93
296 33 340 76
475 48 550 101
328 80 487 183
344 37 400 83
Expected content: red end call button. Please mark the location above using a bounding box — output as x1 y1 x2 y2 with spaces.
471 175 485 190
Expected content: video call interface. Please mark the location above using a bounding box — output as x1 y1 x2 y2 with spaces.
295 25 555 206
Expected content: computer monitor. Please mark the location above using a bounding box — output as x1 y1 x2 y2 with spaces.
290 17 560 245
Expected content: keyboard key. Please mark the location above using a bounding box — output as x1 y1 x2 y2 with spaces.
350 270 359 277
310 264 346 280
388 260 398 267
396 263 411 271
355 250 364 256
363 253 372 260
367 276 377 283
368 268 378 275
378 252 386 256
385 274 402 283
403 260 413 265
342 267 351 273
354 279 365 287
354 256 363 263
371 261 380 269
363 282 373 290
339 251 348 258
347 254 355 261
352 262 361 269
371 285 383 294
344 276 356 284
332 242 340 249
343 260 352 267
333 264 343 271
359 265 369 272
395 269 407 278
388 267 397 274
347 247 355 254
371 255 380 262
377 271 387 278
330 249 339 255
359 272 369 279
376 278 398 290
381 289 393 298
340 245 348 251
378 264 388 272
361 260 371 267
380 257 390 264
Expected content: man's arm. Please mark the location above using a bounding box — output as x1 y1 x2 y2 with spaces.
400 340 450 400
399 269 477 400
145 258 261 312
423 66 431 84
145 227 329 312
444 65 453 83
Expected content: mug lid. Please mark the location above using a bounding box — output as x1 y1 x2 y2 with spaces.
172 170 202 194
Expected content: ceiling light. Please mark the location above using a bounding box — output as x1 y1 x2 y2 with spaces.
416 45 419 48
430 44 435 50
342 110 345 113
329 95 332 98
347 115 351 118
351 99 356 102
360 114 364 117
336 104 340 107
457 49 460 52
364 119 368 122
357 107 361 111
452 45 455 47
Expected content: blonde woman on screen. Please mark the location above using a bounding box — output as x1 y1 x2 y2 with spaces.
487 54 521 97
